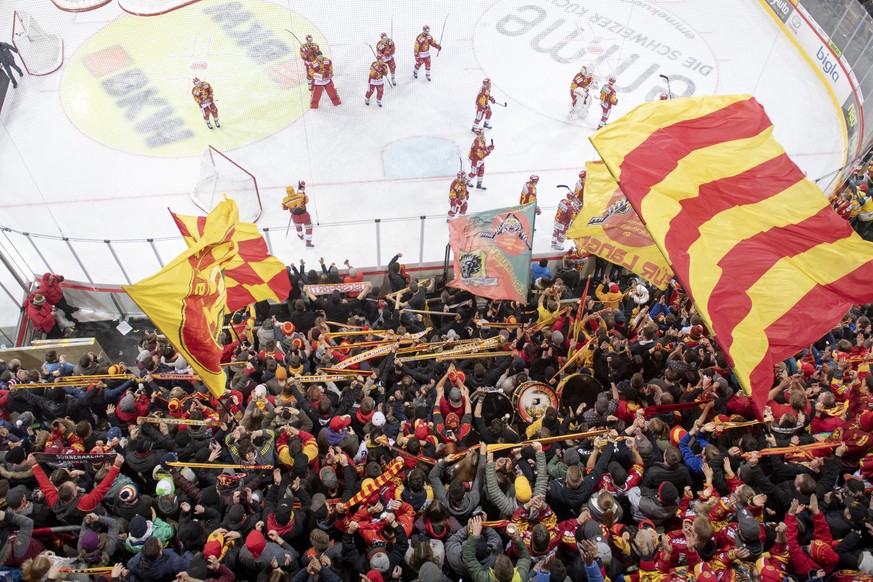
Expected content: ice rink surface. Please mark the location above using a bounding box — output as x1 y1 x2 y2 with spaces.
0 0 845 292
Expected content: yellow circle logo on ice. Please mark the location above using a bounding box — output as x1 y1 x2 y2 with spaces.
61 0 323 156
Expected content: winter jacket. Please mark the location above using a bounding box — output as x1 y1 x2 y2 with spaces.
125 548 192 582
485 449 547 518
463 533 530 582
238 540 298 574
445 527 501 576
33 463 119 524
124 518 175 553
429 453 484 521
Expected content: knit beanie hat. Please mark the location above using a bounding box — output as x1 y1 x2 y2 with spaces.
515 476 532 503
368 546 391 573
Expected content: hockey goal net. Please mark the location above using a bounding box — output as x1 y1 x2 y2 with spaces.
12 11 64 76
191 146 262 223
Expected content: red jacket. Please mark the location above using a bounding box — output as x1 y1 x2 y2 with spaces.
25 300 55 334
33 463 120 517
36 273 65 305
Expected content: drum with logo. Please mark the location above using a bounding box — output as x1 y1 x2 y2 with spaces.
512 382 558 424
479 389 514 426
556 373 603 415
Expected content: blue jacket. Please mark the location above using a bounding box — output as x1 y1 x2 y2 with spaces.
126 549 192 582
679 431 710 476
531 263 551 285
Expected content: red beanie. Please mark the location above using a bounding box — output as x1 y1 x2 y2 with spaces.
245 530 266 558
809 539 838 567
365 572 384 582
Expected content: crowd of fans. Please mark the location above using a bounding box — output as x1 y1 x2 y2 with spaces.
3 248 873 582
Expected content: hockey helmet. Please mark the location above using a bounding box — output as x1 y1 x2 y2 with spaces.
659 93 669 100
530 175 539 183
298 180 306 190
473 127 483 135
423 25 430 32
457 170 466 179
483 78 491 85
305 34 313 42
381 32 388 39
579 170 587 179
608 75 616 84
581 66 591 76
192 77 201 85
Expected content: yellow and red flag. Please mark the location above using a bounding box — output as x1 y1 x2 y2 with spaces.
123 199 240 398
172 212 290 312
567 161 673 289
590 94 873 414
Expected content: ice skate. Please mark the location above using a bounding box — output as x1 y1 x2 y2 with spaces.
365 98 370 106
391 75 396 84
297 233 304 241
306 241 315 248
476 181 486 190
551 243 564 251
471 126 478 133
426 73 431 81
483 122 492 129
413 69 418 79
214 119 220 128
377 100 382 107
206 121 213 129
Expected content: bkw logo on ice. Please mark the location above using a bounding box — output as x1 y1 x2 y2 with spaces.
816 46 840 83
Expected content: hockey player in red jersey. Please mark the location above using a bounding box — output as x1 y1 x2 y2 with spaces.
448 171 470 219
413 25 441 81
365 57 389 107
376 33 397 85
300 34 320 91
467 129 494 190
569 66 594 117
551 188 583 250
309 51 341 109
572 169 587 203
192 78 220 129
519 175 541 215
282 181 314 248
598 75 618 129
471 78 496 132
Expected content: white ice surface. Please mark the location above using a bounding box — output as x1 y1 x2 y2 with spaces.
0 0 845 327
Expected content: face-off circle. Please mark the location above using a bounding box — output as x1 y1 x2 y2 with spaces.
61 0 323 157
474 0 719 123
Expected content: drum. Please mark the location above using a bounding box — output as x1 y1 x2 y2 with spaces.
512 382 558 424
556 374 603 415
480 390 514 426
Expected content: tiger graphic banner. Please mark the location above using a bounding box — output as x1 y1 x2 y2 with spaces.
590 94 873 414
124 199 241 398
447 203 537 302
567 161 673 289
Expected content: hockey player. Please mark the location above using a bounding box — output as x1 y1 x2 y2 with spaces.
448 171 470 219
573 169 587 201
300 34 320 91
471 78 496 132
192 77 220 129
519 175 541 215
413 25 442 81
365 57 389 107
569 66 594 116
282 181 314 248
598 76 618 129
467 129 494 190
551 189 583 250
309 51 341 109
376 33 397 85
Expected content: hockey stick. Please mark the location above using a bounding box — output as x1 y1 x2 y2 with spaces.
556 184 572 193
437 14 449 56
284 213 293 238
366 44 394 88
659 74 672 99
284 29 303 46
493 101 508 108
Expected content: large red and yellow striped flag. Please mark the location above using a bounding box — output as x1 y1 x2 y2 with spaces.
590 95 873 414
172 209 291 312
567 161 673 289
123 199 240 398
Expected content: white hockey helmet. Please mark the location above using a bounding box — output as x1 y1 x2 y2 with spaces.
381 32 387 39
305 34 313 42
192 77 200 85
530 175 539 183
457 170 466 179
581 66 591 76
423 25 430 32
608 75 616 84
473 127 483 135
